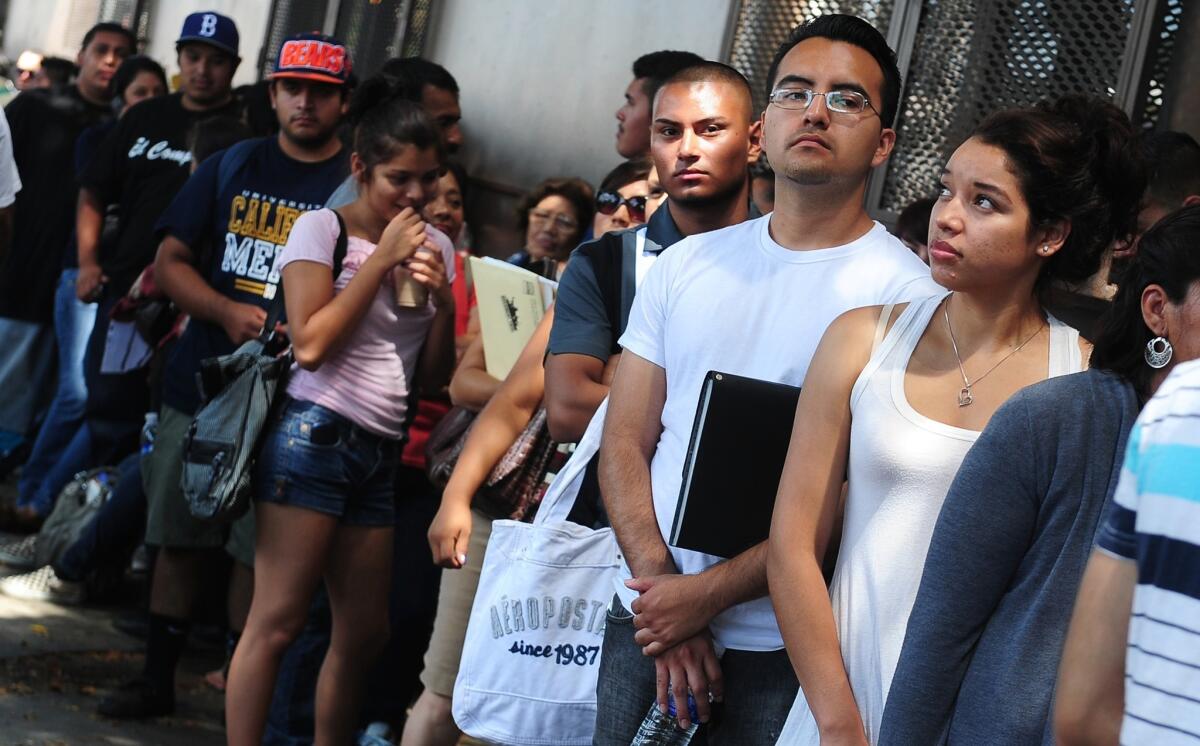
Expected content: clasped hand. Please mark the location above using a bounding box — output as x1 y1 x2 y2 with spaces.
627 573 714 655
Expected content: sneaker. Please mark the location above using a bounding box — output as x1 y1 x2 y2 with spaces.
357 722 395 746
96 678 174 719
0 534 37 569
129 544 150 575
0 565 86 604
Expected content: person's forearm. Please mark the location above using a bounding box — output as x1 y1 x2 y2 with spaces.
545 370 609 443
600 431 675 579
155 245 233 323
768 544 864 737
289 258 388 370
442 382 540 508
697 542 768 614
417 302 456 391
76 188 104 268
449 364 501 410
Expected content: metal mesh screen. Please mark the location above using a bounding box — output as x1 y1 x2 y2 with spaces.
258 0 331 79
1132 0 1185 130
334 0 428 80
878 0 1136 216
727 0 895 111
98 0 153 47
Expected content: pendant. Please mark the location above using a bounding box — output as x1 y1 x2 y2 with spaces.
957 387 974 407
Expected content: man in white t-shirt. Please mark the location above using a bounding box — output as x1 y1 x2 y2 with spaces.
596 14 939 742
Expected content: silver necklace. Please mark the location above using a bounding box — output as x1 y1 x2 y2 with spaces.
943 296 1047 407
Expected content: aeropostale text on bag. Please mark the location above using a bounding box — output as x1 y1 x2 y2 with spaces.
489 593 607 641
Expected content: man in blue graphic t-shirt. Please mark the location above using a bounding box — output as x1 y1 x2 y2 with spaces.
97 32 353 719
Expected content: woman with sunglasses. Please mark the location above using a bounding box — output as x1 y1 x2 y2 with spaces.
505 177 594 278
593 157 665 237
769 95 1143 744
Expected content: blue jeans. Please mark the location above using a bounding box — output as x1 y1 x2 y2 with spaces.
254 398 399 527
17 269 98 515
592 596 799 745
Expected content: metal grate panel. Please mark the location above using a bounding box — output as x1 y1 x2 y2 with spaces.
727 0 895 111
258 0 331 79
1132 0 1185 129
879 0 1136 216
98 0 152 48
334 0 434 80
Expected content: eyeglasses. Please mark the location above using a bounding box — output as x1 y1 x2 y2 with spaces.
595 190 649 223
768 88 878 117
529 210 579 232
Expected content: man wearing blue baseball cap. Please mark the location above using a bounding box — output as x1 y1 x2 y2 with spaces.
76 14 244 718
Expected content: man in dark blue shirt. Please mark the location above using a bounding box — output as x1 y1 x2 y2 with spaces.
97 31 353 720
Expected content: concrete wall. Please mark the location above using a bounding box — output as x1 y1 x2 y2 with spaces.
425 0 735 191
422 0 737 253
3 0 272 88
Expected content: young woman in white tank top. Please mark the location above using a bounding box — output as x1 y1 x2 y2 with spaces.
767 96 1142 745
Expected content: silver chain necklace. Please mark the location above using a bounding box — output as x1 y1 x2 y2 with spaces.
943 295 1046 407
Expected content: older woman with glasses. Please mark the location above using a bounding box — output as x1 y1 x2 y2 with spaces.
506 177 594 278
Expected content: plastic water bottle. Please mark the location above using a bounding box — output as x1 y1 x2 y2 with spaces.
630 695 699 745
140 412 158 456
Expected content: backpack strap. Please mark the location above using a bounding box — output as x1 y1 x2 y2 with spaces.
259 208 348 345
216 138 263 197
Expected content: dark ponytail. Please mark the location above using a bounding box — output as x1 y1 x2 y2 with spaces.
348 76 443 176
1091 204 1200 398
972 95 1144 290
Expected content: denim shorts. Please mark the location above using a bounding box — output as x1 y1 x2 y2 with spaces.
254 397 399 527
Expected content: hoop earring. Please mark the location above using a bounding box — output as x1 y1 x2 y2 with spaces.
1145 336 1174 369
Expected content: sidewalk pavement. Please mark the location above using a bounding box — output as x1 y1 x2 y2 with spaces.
0 531 224 746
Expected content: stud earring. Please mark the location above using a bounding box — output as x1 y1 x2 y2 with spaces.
1145 336 1174 369
1040 243 1051 255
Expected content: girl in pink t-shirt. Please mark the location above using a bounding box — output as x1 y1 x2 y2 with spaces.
226 83 456 744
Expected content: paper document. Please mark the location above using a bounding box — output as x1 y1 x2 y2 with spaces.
469 257 557 379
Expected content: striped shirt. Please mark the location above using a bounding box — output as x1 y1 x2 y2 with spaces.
1097 358 1200 745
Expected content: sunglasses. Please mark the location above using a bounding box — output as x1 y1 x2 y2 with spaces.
595 190 648 223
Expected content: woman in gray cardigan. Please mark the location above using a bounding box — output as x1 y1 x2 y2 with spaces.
879 205 1200 745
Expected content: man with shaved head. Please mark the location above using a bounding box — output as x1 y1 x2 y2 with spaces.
546 62 758 446
593 17 937 742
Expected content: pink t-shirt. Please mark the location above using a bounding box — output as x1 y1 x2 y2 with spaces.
280 208 455 439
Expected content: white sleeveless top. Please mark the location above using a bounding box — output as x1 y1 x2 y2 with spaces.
776 292 1082 745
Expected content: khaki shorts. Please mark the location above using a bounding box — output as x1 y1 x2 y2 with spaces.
143 404 254 564
419 508 493 697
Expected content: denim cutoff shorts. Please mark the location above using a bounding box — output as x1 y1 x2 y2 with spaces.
254 397 399 526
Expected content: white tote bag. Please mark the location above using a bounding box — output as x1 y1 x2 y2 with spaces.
453 399 620 745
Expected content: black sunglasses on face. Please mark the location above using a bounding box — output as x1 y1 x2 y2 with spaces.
595 190 648 223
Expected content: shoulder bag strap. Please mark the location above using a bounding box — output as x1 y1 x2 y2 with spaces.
258 208 347 345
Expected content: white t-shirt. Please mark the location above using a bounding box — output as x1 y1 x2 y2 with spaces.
615 214 940 651
0 107 22 208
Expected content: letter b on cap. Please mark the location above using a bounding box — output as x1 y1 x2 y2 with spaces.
199 13 218 37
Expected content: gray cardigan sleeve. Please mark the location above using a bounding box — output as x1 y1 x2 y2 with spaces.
879 395 1043 745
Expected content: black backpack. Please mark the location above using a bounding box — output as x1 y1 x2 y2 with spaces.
181 210 347 522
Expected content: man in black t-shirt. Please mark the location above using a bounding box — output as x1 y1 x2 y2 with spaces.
0 23 133 491
95 31 354 720
73 12 243 473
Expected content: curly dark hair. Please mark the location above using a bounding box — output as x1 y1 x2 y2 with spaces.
972 95 1144 292
515 177 595 255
